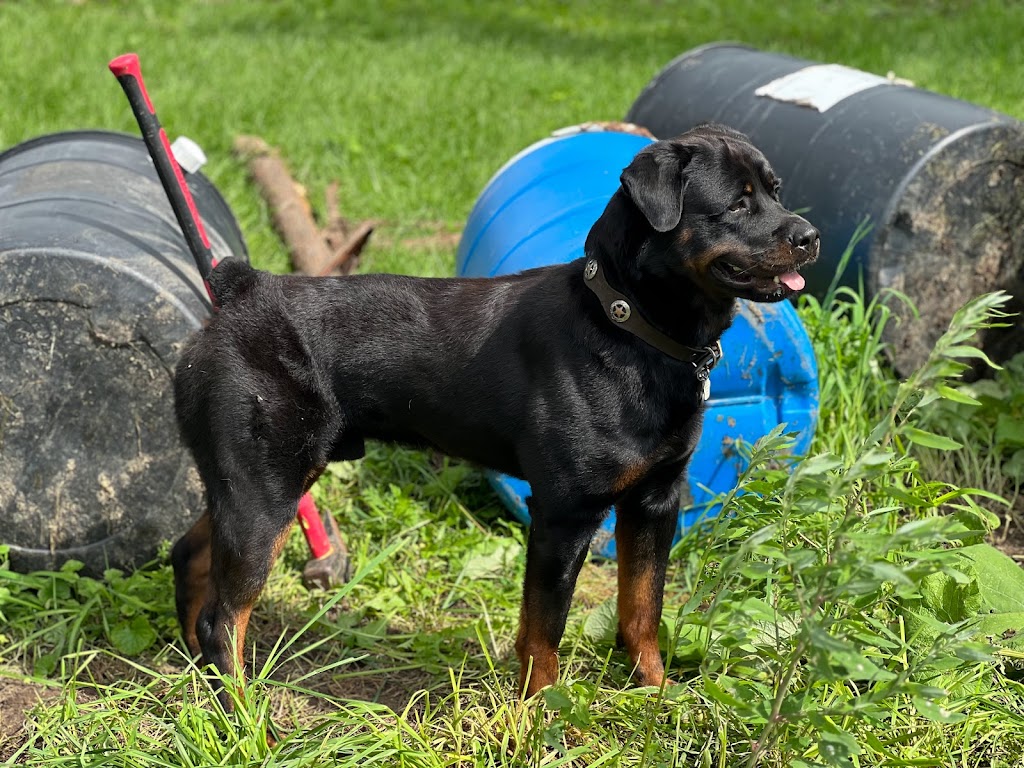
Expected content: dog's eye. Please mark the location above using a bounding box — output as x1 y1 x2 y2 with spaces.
728 182 755 213
772 181 782 200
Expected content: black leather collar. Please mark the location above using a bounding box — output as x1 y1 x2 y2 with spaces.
582 257 723 396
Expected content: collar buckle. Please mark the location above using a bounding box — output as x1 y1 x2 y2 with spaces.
692 340 723 380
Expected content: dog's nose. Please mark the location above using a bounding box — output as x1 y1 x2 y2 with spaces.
789 224 819 251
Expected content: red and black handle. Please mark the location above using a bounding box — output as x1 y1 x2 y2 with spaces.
108 53 338 566
109 54 217 295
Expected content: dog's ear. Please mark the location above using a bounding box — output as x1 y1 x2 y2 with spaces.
620 142 694 232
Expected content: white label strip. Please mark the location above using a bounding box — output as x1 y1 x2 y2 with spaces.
755 64 892 112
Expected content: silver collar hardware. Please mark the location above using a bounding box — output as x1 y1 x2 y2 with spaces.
693 341 722 402
609 299 631 322
692 340 723 381
583 257 724 401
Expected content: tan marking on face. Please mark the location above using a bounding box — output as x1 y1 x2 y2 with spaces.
271 521 295 560
743 182 754 196
303 466 325 493
690 239 744 272
677 228 693 246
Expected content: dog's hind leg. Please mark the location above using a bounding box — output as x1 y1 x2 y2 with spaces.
515 494 606 697
614 461 689 688
171 512 212 657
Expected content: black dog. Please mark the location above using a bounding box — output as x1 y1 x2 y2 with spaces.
171 123 818 705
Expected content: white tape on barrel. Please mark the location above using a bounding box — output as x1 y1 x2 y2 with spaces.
755 64 896 112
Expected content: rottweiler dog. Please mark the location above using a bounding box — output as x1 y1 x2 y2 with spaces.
171 123 818 706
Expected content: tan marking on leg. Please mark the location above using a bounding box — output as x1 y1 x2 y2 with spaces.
515 609 560 697
231 521 294 673
233 603 255 676
611 460 651 496
179 516 212 656
618 563 666 686
183 553 211 655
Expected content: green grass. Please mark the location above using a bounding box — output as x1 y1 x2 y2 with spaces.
2 1 1024 766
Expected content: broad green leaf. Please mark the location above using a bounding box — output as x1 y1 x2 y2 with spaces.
108 615 157 655
913 696 967 723
954 643 997 663
904 427 963 451
818 726 863 766
542 687 573 711
972 613 1024 650
995 418 1024 448
1006 450 1024 482
582 597 618 644
830 650 897 681
958 544 1024 614
460 541 521 579
935 384 981 406
702 677 745 710
739 561 773 580
33 652 58 677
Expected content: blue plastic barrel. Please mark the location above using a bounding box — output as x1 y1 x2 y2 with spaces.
456 127 818 558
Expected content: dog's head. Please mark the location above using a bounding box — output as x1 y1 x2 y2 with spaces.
619 123 819 303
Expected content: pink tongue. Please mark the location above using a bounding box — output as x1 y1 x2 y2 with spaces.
779 271 805 291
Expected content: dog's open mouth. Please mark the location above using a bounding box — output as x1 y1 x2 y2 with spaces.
711 258 809 300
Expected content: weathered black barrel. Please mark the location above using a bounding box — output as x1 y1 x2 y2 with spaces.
626 43 1024 371
0 130 246 574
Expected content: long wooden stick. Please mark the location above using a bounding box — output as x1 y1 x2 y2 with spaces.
233 135 335 276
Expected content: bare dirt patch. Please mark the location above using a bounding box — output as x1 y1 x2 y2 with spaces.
0 677 59 762
993 501 1024 564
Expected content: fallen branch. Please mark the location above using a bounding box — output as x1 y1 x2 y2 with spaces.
318 220 376 277
233 135 372 276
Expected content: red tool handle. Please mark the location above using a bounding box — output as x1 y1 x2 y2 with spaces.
109 53 217 297
108 52 334 560
298 493 333 556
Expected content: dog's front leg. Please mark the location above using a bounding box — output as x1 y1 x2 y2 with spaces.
614 461 689 688
515 497 605 697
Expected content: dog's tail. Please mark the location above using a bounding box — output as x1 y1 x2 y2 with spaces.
207 258 259 307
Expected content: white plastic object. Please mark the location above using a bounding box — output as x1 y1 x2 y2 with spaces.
171 136 207 174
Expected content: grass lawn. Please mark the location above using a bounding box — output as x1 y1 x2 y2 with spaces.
2 1 1024 766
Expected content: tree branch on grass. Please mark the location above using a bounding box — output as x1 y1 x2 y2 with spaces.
233 135 374 276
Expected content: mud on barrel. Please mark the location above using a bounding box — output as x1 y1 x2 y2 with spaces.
0 131 247 575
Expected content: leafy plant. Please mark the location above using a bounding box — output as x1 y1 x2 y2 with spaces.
656 291 1020 767
916 351 1024 513
0 551 178 676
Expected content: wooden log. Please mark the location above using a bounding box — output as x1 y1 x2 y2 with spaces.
233 135 334 276
318 220 375 276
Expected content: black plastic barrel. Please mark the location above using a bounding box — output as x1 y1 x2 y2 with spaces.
0 130 246 575
626 43 1024 372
